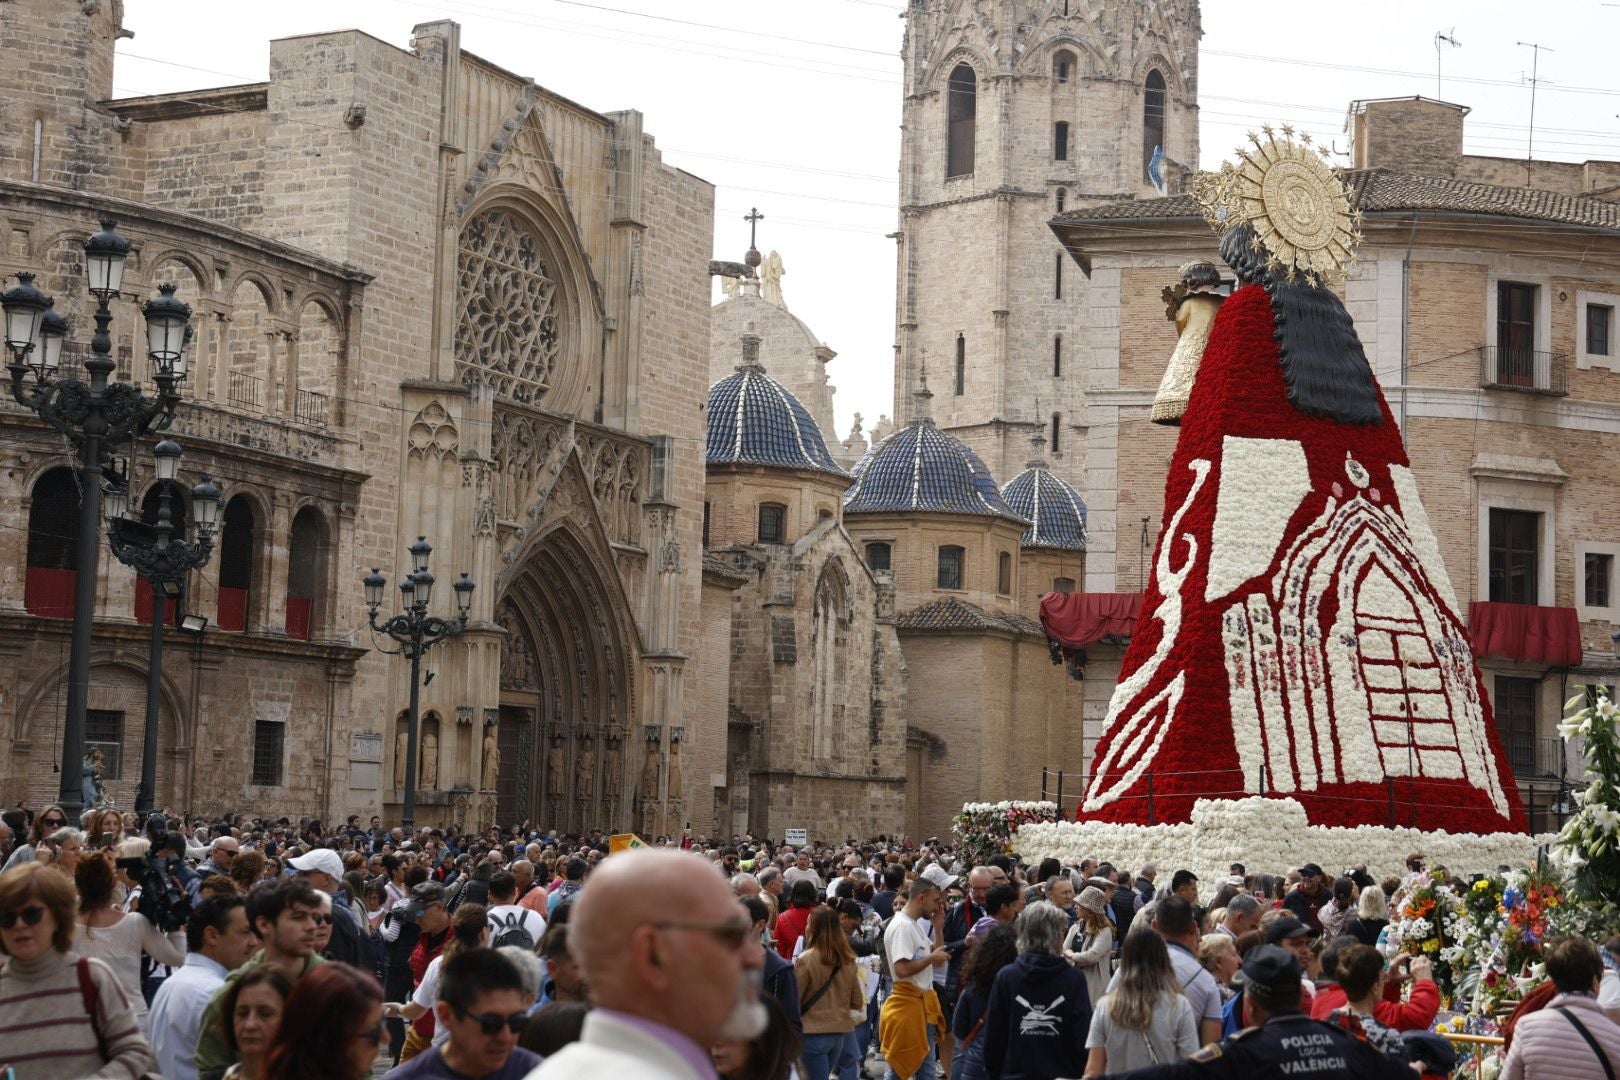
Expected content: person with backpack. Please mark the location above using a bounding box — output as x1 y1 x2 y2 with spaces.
483 870 545 954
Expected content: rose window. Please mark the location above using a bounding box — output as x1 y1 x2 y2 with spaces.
456 209 562 404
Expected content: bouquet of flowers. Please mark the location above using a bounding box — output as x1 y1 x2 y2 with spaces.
1386 871 1467 999
1553 686 1620 934
953 800 1059 868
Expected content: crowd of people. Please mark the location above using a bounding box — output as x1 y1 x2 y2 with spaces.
0 803 1618 1078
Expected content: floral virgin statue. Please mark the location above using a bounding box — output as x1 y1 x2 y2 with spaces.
1082 128 1526 836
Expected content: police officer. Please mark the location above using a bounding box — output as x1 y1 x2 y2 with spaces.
1094 945 1413 1079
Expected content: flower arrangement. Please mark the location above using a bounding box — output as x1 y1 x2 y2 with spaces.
1553 687 1620 933
953 801 1058 868
1386 871 1468 996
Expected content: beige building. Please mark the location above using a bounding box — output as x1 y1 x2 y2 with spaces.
0 1 718 835
1052 96 1620 830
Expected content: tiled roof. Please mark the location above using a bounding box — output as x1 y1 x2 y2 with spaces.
843 421 1026 522
706 364 847 478
893 596 1044 637
1053 168 1620 230
1002 465 1088 551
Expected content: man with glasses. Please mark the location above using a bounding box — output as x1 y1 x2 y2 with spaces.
532 848 767 1078
188 835 241 900
382 947 540 1078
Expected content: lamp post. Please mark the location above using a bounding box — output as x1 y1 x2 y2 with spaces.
3 219 189 820
365 538 474 832
105 436 221 816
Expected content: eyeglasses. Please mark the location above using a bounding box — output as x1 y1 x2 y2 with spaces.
454 1007 529 1036
311 914 333 926
215 848 239 857
649 918 755 951
0 905 48 930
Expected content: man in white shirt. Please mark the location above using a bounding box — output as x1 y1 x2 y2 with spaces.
147 894 256 1080
881 877 949 1080
485 870 546 952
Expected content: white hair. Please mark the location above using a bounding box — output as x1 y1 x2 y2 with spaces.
499 945 544 999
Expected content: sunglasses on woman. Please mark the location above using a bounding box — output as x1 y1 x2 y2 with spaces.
0 905 48 930
454 1007 529 1036
40 817 66 829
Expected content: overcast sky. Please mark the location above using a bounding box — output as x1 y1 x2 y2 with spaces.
114 0 1620 436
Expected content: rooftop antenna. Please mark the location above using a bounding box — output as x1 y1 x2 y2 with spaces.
1433 29 1460 99
1516 41 1555 160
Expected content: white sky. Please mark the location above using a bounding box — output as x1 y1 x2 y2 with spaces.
114 0 1620 436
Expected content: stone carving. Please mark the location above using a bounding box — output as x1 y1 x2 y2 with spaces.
660 538 681 574
481 726 500 792
455 208 561 404
498 603 537 690
603 736 622 799
667 733 684 802
639 734 661 800
547 733 566 795
408 400 458 461
576 736 596 797
456 705 474 725
394 728 409 790
577 430 645 547
720 275 741 299
420 730 439 791
760 250 786 307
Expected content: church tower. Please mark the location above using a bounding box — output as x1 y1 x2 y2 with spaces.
892 0 1201 482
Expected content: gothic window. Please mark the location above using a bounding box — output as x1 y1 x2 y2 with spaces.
1054 253 1064 300
1143 70 1167 181
937 545 965 590
25 467 80 618
1054 122 1070 161
286 507 325 641
947 64 976 179
998 551 1012 596
811 564 851 762
1053 335 1063 377
456 208 563 404
758 503 787 545
954 333 966 396
218 495 256 632
1051 413 1062 453
865 542 892 571
1054 52 1072 83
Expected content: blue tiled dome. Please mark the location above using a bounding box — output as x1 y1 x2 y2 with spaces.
1003 455 1088 551
706 341 846 477
843 419 1024 521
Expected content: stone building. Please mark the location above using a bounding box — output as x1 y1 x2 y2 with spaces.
0 1 717 834
699 332 907 839
1051 97 1620 829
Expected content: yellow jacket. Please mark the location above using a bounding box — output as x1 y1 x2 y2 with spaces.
879 979 944 1079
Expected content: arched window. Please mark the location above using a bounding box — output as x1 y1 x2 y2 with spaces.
954 333 966 396
865 542 892 572
1055 252 1064 300
134 482 188 627
25 467 80 618
1053 51 1072 84
811 564 850 761
218 495 256 632
947 64 976 179
937 545 965 590
286 507 325 641
1054 121 1070 161
1053 576 1076 594
997 551 1013 595
1053 335 1063 377
227 280 272 411
1143 69 1167 181
1055 188 1067 214
1051 412 1062 453
757 503 787 545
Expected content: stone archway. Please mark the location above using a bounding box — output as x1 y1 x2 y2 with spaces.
496 522 635 833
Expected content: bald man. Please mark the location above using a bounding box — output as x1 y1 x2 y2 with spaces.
526 848 765 1080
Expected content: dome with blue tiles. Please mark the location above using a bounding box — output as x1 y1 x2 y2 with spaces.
1002 433 1088 551
706 332 847 477
843 382 1025 521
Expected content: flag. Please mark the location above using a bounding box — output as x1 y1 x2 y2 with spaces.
609 833 649 853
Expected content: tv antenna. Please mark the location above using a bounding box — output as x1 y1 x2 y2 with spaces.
1517 41 1555 160
1433 29 1461 98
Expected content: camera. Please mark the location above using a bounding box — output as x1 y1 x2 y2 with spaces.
119 819 193 934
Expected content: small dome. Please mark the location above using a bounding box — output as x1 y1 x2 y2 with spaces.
843 418 1024 521
1003 457 1088 551
706 334 846 477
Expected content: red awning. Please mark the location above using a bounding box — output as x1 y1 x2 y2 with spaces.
1040 592 1143 650
1467 601 1583 667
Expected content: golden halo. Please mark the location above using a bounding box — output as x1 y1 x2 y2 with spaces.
1191 127 1363 283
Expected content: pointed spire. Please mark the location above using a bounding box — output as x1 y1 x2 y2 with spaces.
911 353 934 425
1026 425 1049 470
736 322 765 373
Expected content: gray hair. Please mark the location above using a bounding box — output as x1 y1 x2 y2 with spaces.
1016 901 1069 956
758 866 781 887
731 873 761 896
498 945 543 999
1226 894 1261 919
1357 885 1387 920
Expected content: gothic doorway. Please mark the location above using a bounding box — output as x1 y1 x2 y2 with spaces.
496 523 635 833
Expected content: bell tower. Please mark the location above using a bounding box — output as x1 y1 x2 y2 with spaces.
892 0 1202 481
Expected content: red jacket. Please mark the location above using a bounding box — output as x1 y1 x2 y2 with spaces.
775 905 813 960
408 927 450 1038
1309 977 1439 1031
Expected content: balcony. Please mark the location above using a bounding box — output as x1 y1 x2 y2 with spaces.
228 371 264 410
294 388 329 426
1479 345 1568 396
1504 733 1565 778
1466 601 1583 666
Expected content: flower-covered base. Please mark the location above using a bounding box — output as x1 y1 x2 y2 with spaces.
1015 797 1550 884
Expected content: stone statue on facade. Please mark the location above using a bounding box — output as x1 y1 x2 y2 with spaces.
603 736 622 799
547 734 566 796
420 730 439 790
576 736 596 797
667 735 684 802
394 729 409 790
638 735 661 800
760 250 786 307
480 725 500 792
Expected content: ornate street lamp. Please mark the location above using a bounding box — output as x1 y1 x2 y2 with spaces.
366 537 474 832
105 437 221 816
2 219 190 818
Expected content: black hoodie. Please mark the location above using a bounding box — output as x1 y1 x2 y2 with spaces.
982 951 1092 1080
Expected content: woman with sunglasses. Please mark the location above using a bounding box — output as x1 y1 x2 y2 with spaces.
218 966 294 1080
74 848 187 1028
0 862 159 1077
262 961 384 1080
0 804 67 871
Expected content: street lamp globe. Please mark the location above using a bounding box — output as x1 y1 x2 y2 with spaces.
398 575 416 607
142 283 192 377
152 437 182 482
102 479 130 524
409 535 432 575
191 474 221 534
83 218 130 299
37 302 66 375
364 568 387 613
1 272 49 357
453 572 475 621
412 569 435 610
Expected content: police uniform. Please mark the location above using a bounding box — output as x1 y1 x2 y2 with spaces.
1095 945 1413 1080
